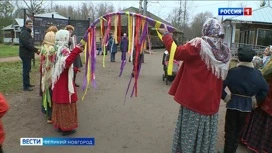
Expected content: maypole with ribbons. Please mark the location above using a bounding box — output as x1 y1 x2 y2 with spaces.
80 11 177 102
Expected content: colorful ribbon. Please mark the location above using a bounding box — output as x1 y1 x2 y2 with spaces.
81 11 177 101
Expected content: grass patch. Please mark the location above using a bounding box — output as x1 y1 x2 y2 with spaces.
0 61 39 94
0 44 19 58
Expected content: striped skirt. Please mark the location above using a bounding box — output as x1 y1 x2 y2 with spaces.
171 106 218 153
241 108 272 153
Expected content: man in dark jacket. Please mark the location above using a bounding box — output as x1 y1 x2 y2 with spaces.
19 20 40 91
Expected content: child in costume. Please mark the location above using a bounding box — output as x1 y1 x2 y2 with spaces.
221 46 269 153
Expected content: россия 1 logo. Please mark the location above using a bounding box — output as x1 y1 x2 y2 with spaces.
218 8 252 16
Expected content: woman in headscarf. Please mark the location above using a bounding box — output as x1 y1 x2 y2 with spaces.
39 26 58 97
241 54 272 153
40 31 57 123
159 18 231 153
51 29 84 136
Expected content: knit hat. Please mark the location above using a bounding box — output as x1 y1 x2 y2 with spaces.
238 46 255 62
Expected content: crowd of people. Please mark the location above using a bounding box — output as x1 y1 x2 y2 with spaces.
159 18 272 153
17 21 85 137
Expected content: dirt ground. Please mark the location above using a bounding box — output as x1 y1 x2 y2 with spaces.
2 49 250 153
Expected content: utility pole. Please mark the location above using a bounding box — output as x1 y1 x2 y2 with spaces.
143 0 147 16
139 0 143 14
142 0 148 63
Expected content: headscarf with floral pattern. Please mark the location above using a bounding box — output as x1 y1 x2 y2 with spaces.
188 18 231 80
41 31 56 92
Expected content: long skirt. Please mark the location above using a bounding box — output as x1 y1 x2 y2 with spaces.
52 102 78 132
241 108 272 153
171 106 218 153
41 88 52 120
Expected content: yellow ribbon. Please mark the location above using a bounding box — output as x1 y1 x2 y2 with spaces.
156 28 176 75
155 21 162 28
103 45 106 67
114 15 118 44
140 18 146 53
168 42 177 75
126 12 132 54
82 32 91 100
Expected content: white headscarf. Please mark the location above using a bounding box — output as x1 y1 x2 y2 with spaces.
51 29 74 102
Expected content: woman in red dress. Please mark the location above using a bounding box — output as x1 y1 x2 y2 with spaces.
51 29 84 136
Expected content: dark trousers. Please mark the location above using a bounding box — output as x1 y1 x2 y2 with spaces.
110 52 116 62
20 57 32 89
121 52 126 61
0 145 3 153
224 109 249 153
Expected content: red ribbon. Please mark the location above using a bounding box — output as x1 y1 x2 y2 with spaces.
133 16 142 97
118 14 121 43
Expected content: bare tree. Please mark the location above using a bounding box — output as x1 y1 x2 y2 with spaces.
190 11 213 38
51 4 67 18
0 0 14 18
14 0 47 15
95 3 115 18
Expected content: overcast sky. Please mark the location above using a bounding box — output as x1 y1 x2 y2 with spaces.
53 0 263 23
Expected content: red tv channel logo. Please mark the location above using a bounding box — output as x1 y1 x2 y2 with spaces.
244 8 252 16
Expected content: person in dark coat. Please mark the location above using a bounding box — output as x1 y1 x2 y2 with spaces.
120 33 128 62
221 46 269 153
65 25 83 87
108 35 118 62
19 20 40 91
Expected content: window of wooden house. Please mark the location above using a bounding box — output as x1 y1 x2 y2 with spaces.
4 31 12 38
248 30 255 44
256 28 272 46
235 29 240 43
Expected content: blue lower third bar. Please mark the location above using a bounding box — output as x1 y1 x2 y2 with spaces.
43 138 95 146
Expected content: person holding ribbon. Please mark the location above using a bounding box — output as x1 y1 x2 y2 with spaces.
51 29 85 136
159 18 231 153
221 46 269 153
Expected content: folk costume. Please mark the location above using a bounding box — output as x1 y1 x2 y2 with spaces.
162 18 231 153
241 57 272 153
51 30 82 136
221 47 269 153
40 31 56 123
